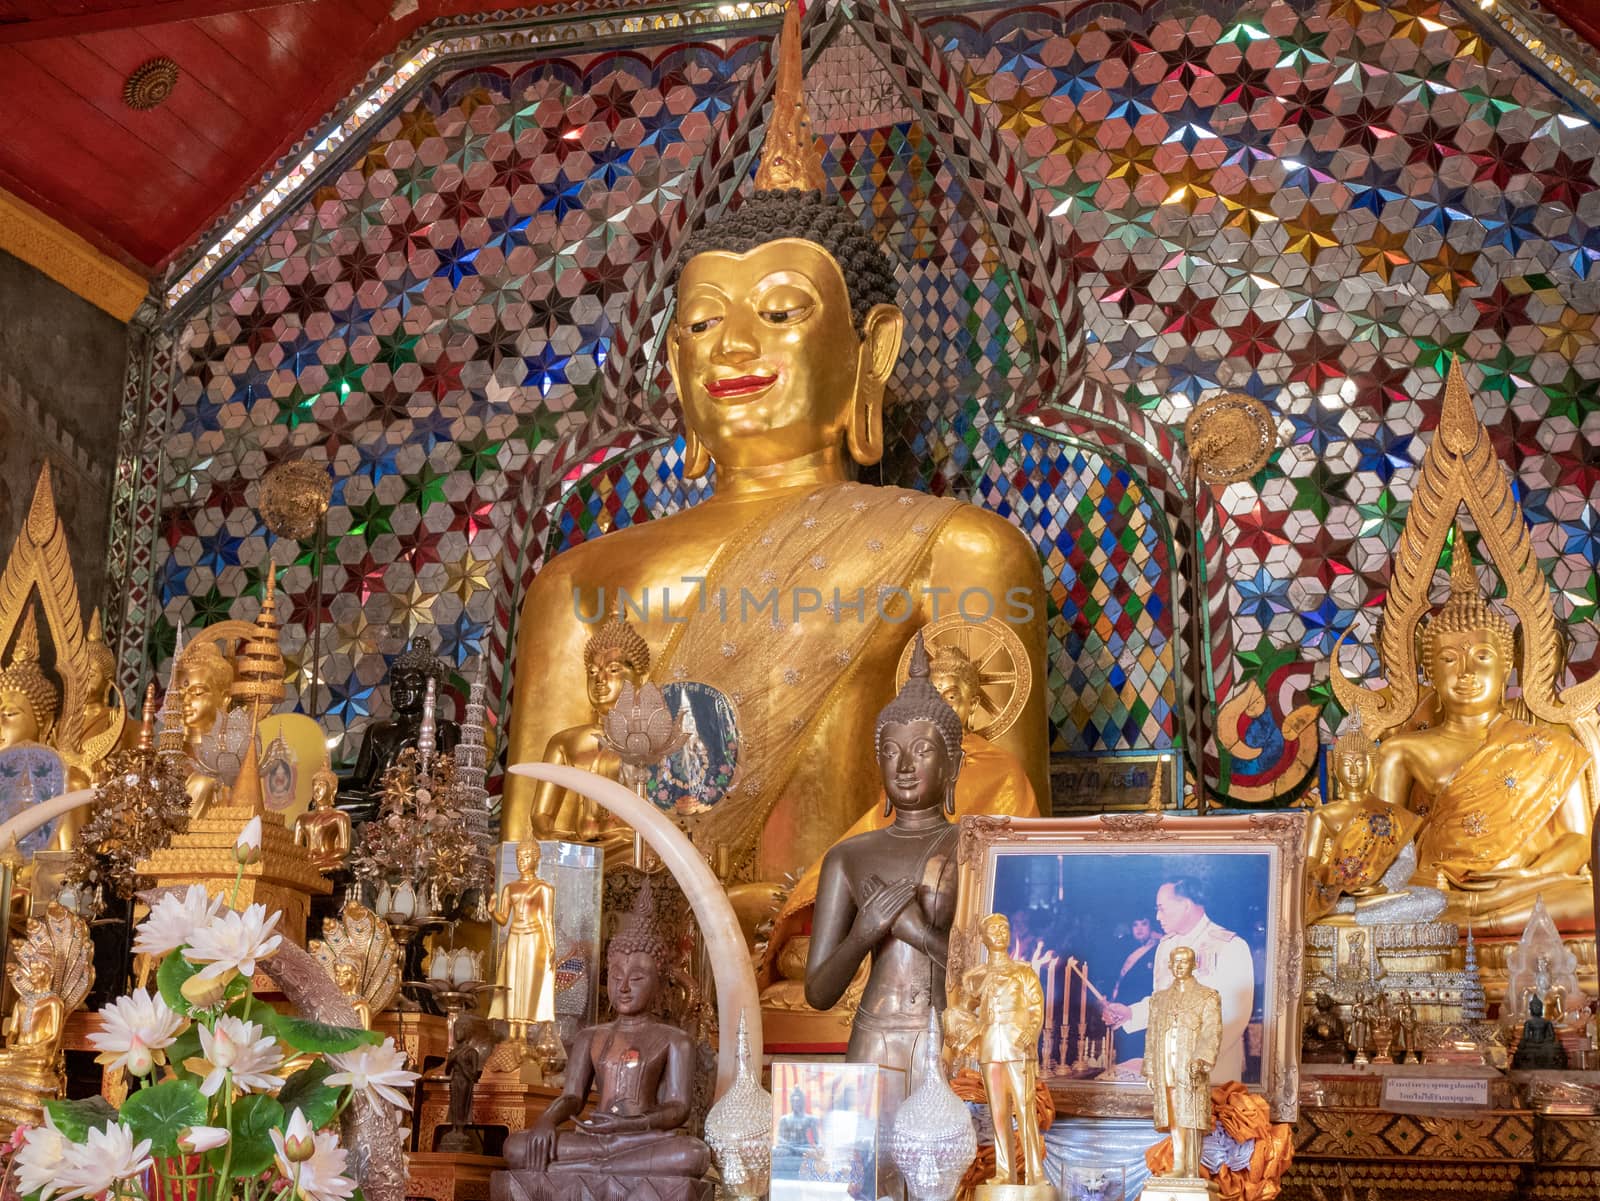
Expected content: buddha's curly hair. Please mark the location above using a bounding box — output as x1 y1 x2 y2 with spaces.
874 633 963 763
584 615 650 678
675 189 898 333
1421 596 1515 682
928 644 980 699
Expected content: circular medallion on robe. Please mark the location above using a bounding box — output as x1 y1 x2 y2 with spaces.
0 744 65 854
645 682 741 816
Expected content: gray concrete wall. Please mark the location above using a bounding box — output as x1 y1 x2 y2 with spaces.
0 249 129 615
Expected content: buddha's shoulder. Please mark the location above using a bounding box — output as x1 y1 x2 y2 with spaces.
926 497 1036 563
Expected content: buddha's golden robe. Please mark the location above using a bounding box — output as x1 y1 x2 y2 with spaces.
1305 802 1424 923
758 728 1037 990
653 482 967 875
1411 713 1586 890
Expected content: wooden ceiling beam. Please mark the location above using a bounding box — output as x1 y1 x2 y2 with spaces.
0 1 319 46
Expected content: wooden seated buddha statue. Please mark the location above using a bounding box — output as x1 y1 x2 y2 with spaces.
502 886 711 1200
503 2 1048 898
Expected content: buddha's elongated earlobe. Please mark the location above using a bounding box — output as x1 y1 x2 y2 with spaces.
684 428 710 479
846 303 904 467
666 327 711 479
883 791 893 819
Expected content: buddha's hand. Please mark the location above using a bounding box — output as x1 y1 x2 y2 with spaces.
853 875 917 945
521 1115 560 1171
579 1112 640 1135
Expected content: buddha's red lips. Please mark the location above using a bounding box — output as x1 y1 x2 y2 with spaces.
705 374 776 399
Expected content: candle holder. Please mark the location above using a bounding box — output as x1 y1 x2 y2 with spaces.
412 977 498 1054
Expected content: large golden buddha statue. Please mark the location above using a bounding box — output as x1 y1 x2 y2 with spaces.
1327 362 1600 940
504 3 1048 886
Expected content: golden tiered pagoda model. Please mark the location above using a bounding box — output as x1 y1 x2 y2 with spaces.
136 574 330 943
1309 360 1600 1011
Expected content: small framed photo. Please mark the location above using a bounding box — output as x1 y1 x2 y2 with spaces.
769 1061 905 1201
1060 1163 1127 1201
950 812 1306 1121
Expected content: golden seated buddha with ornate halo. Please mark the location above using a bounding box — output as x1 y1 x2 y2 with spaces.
503 2 1048 891
1325 360 1600 941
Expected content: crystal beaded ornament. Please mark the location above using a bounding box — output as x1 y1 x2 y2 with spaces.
703 1013 772 1200
890 1007 977 1201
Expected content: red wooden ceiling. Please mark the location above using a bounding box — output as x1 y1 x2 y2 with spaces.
0 0 1598 283
0 1 570 276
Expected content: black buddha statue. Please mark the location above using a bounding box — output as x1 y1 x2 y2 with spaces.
1512 995 1568 1071
340 634 461 821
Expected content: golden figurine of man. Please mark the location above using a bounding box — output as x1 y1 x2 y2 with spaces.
1144 946 1222 1189
949 913 1047 1194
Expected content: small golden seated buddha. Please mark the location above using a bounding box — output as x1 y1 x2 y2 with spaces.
524 614 648 861
1305 721 1438 925
294 758 352 873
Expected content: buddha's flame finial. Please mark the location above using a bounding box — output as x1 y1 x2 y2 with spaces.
11 607 40 665
755 1 825 192
1448 522 1478 599
1439 356 1477 455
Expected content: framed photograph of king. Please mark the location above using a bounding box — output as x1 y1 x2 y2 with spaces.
948 812 1307 1122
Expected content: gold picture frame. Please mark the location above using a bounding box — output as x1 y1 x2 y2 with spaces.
950 812 1307 1122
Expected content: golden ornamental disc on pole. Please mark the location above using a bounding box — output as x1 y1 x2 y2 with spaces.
894 614 1030 741
1183 392 1278 487
258 460 333 541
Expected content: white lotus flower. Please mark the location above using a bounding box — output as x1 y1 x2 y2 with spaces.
89 990 186 1076
272 1110 357 1201
13 1113 69 1201
186 902 282 979
325 1037 419 1110
194 1016 285 1097
54 1122 153 1201
133 884 223 957
235 815 263 864
178 1124 232 1153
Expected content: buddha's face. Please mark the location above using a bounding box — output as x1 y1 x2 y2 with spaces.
0 690 40 748
608 950 658 1017
176 662 226 734
1430 628 1509 719
312 774 335 807
1170 946 1196 980
586 646 637 712
981 913 1010 953
1332 749 1370 797
516 844 540 876
85 658 111 700
929 668 979 732
391 667 425 714
669 239 901 471
877 718 956 813
333 962 357 992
